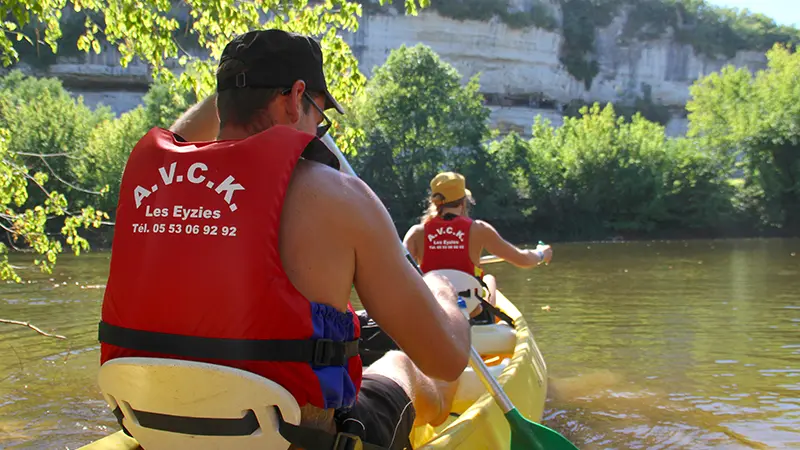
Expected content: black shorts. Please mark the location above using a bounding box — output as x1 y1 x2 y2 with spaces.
336 374 416 450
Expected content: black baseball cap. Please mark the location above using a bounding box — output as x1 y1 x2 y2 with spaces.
216 29 344 114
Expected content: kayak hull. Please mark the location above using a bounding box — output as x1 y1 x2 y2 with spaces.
411 290 548 448
79 290 547 450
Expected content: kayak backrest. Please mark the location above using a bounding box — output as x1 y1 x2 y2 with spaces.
97 357 301 450
426 269 484 316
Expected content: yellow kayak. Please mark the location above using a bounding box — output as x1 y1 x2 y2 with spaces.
79 290 547 449
411 290 548 448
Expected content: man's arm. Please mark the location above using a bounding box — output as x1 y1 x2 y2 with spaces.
476 220 552 268
169 94 220 142
348 178 470 381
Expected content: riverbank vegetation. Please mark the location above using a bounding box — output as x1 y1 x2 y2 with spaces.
347 44 798 240
1 0 798 281
3 42 799 246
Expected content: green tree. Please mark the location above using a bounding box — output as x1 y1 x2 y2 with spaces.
0 71 109 281
69 81 191 214
524 104 735 239
0 0 428 281
687 44 800 232
0 71 112 197
347 44 492 230
70 108 150 212
0 127 106 282
467 132 537 237
1 0 429 151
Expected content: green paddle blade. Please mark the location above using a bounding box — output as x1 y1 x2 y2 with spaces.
505 408 579 450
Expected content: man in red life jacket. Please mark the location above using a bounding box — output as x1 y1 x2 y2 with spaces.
99 29 470 450
403 172 553 318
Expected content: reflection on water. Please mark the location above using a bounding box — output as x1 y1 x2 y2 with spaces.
0 239 798 449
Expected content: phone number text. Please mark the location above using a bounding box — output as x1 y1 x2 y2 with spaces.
131 223 237 236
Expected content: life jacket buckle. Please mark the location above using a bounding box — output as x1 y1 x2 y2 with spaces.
313 338 340 366
332 432 363 450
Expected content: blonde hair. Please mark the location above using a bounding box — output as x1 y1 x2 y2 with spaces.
420 194 472 224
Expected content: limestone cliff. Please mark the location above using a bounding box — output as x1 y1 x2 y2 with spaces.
9 3 777 137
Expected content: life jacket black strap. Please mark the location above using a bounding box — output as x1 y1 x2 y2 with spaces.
112 405 389 450
458 289 516 329
276 406 388 450
302 136 341 170
112 406 259 437
98 321 358 367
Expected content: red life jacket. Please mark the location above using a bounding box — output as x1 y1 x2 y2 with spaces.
99 126 362 411
420 215 483 279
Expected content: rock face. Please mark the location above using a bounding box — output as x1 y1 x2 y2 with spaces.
341 10 767 135
27 9 769 136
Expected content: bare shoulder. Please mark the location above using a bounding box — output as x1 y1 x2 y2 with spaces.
406 223 424 237
472 219 495 234
402 223 424 247
288 159 382 221
472 220 505 247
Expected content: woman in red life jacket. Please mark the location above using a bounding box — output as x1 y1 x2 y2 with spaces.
403 172 553 315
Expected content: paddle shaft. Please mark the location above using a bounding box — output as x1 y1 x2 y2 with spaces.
479 254 504 265
468 346 514 412
480 241 548 266
321 134 515 410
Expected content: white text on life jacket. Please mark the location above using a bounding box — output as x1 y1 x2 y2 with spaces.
427 226 466 243
133 161 245 212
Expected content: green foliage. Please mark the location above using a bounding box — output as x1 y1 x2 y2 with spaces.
347 46 744 240
558 0 624 90
70 80 192 212
563 92 673 126
348 44 492 229
534 105 665 235
0 0 432 281
2 0 432 156
0 71 111 280
141 81 198 129
0 127 107 282
622 0 800 58
0 71 112 200
468 132 539 229
492 104 736 239
70 107 150 212
0 0 66 67
428 0 558 31
687 44 800 232
11 13 91 68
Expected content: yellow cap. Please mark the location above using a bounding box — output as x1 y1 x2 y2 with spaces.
430 172 472 205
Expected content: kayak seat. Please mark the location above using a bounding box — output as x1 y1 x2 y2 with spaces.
356 269 484 366
428 269 517 328
425 269 485 317
97 357 301 450
356 269 516 367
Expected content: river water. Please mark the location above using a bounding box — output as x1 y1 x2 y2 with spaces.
0 239 798 449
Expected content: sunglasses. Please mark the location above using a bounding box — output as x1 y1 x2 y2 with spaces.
281 88 332 138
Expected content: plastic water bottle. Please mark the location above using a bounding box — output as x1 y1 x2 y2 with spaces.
457 296 471 319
